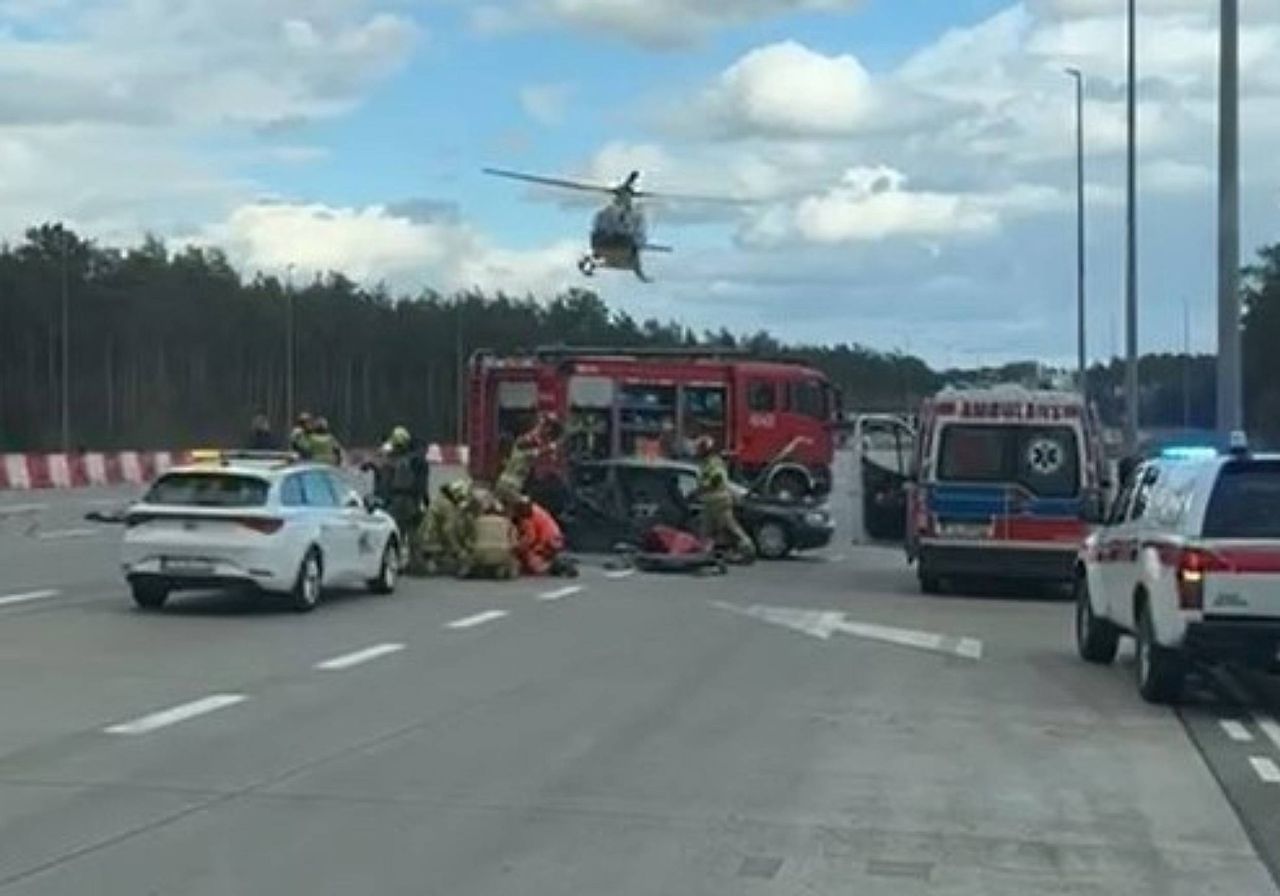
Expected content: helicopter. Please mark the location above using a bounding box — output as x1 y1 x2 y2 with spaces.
483 167 726 283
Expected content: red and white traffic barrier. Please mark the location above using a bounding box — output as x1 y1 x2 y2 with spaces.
0 445 470 492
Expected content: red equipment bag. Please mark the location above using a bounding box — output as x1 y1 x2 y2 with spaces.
640 525 708 555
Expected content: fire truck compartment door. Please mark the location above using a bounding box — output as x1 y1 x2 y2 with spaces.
569 376 614 408
497 380 537 409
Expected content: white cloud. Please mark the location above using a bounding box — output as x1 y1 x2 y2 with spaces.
474 0 865 47
699 41 876 137
519 82 573 126
206 201 584 298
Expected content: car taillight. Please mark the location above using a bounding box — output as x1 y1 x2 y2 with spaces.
238 517 284 535
1176 547 1227 610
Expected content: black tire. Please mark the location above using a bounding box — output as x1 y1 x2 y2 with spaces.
367 539 399 595
290 548 323 613
1135 603 1185 703
1075 574 1119 664
918 565 943 594
753 521 791 560
131 580 169 610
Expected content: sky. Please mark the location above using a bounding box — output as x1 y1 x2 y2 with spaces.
2 0 1278 366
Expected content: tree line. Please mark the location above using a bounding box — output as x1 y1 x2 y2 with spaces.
0 223 1275 451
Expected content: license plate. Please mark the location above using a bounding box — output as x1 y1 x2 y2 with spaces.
939 523 989 539
161 557 213 576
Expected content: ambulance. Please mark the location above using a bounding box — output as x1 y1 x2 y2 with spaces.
906 385 1106 593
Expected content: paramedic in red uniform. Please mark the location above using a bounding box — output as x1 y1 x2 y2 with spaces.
511 497 577 577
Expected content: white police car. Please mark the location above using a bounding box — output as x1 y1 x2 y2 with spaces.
1075 438 1280 702
121 452 401 612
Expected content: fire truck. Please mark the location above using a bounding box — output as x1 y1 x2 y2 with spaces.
467 346 839 498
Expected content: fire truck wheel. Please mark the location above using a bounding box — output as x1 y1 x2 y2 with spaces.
917 565 944 594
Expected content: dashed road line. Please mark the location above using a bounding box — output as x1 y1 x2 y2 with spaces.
603 569 636 580
1221 719 1254 743
1254 714 1280 753
34 528 101 541
1248 756 1280 784
539 585 584 602
955 637 984 660
315 643 405 671
0 589 60 609
446 610 508 630
0 503 46 516
104 694 248 735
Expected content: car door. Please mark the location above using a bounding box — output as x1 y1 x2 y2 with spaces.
327 469 384 579
301 470 357 583
1110 464 1161 631
1094 473 1138 619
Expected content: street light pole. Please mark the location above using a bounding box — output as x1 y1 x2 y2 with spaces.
1216 0 1242 436
1124 0 1140 454
1065 67 1087 399
59 228 70 454
284 264 296 427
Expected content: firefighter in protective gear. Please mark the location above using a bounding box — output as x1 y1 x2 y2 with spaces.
494 414 562 508
695 436 755 560
419 479 469 575
307 417 343 466
384 426 427 573
455 486 518 579
511 497 576 577
290 413 313 458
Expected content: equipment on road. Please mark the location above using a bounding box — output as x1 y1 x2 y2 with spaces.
631 524 726 575
482 167 738 282
468 347 839 500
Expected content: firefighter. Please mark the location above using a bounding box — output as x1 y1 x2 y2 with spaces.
290 412 313 458
420 479 469 575
495 414 562 508
511 497 577 577
307 417 343 466
694 436 755 561
384 426 426 573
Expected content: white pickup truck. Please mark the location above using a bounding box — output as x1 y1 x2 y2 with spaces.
1074 446 1280 702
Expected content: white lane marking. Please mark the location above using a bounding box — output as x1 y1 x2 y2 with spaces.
0 589 59 608
446 610 508 630
827 553 847 563
1254 714 1280 753
35 528 100 540
539 585 583 602
955 637 984 660
1220 719 1254 743
713 602 982 660
315 643 405 671
603 569 635 580
1249 756 1280 784
0 503 46 516
104 694 247 735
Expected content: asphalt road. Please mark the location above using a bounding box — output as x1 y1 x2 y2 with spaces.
1 484 1279 894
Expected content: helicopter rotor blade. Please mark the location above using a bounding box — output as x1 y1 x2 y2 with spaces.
632 189 755 206
482 167 617 196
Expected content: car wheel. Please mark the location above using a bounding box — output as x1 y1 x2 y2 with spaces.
1135 604 1185 703
290 549 323 613
754 521 791 560
131 581 169 610
918 565 944 594
1075 574 1119 664
367 539 399 595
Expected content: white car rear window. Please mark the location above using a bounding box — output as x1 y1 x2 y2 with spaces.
145 473 270 508
1202 461 1280 539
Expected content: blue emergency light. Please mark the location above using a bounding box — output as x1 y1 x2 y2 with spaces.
1159 445 1220 461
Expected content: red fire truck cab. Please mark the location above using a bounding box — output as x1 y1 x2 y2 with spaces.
467 347 839 497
